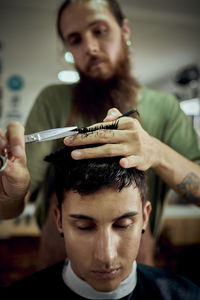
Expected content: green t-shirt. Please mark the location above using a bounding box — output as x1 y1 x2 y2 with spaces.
25 84 200 236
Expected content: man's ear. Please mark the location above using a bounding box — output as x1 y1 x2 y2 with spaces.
142 201 152 231
121 18 131 43
53 204 63 234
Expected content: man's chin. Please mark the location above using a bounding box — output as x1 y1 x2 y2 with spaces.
88 73 112 82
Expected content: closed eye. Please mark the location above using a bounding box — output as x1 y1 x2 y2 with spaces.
113 219 133 229
76 221 96 231
77 225 95 230
78 224 131 230
113 224 131 229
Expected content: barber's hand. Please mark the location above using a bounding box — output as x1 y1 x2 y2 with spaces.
0 122 30 203
64 108 160 170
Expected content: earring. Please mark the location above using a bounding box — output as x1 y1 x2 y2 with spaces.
142 229 145 234
60 232 64 238
126 40 132 47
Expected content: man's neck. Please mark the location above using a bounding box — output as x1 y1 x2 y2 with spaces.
62 260 137 299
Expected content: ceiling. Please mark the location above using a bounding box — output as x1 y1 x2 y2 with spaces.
0 0 200 18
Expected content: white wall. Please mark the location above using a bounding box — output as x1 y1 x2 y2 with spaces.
0 0 199 129
0 3 60 128
127 8 200 94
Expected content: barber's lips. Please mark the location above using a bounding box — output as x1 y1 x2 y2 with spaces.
88 60 105 71
92 268 120 279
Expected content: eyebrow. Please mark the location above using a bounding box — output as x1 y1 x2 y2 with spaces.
69 212 138 222
69 214 94 221
113 212 138 221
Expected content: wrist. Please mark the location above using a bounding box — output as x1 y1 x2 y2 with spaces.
150 137 163 169
0 196 25 219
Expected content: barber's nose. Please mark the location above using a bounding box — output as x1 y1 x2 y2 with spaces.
93 228 118 266
84 34 99 56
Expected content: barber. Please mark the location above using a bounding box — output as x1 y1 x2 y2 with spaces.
0 0 200 267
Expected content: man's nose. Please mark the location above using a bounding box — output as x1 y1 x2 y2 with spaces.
93 228 118 267
84 34 99 56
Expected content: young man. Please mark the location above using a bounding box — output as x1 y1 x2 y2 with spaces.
0 0 200 267
3 145 200 299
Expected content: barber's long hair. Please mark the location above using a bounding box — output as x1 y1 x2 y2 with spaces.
45 144 146 210
57 0 125 41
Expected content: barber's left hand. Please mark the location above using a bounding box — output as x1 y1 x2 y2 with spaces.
64 108 160 170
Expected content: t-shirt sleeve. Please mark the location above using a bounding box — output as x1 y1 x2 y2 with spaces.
161 95 200 164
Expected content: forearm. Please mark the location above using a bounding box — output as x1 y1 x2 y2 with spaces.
152 138 200 205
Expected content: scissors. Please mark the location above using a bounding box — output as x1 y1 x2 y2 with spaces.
0 126 79 172
24 126 79 143
0 109 139 171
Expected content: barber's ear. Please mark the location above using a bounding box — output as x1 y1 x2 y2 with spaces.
121 18 131 42
142 201 152 231
53 204 63 234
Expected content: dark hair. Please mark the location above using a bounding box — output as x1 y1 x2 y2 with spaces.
57 0 125 41
45 144 146 211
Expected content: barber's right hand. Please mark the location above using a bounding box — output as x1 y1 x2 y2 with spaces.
0 122 30 215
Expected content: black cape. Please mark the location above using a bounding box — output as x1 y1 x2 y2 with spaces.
2 262 200 299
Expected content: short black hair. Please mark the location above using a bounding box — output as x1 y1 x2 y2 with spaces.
45 144 146 211
57 0 125 42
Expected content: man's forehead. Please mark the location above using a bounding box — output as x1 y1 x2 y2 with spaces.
71 0 108 8
62 186 142 218
61 0 113 28
67 0 110 16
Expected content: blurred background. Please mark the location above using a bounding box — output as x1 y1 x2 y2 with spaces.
0 0 200 288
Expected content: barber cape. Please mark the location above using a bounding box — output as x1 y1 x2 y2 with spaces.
3 260 200 299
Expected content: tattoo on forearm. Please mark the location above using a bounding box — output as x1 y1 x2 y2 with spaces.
177 172 200 204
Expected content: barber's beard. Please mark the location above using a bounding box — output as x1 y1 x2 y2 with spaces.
73 41 140 123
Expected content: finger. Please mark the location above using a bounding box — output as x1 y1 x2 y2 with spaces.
120 156 144 170
65 118 121 146
0 129 7 153
65 128 124 147
103 108 122 122
6 122 25 159
71 143 132 160
65 118 138 147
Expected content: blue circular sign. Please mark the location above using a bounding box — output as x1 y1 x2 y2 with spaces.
7 75 24 91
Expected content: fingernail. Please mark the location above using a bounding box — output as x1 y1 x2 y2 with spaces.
64 136 74 145
111 112 118 117
13 145 23 156
104 116 114 122
103 118 109 122
72 150 81 158
121 158 128 168
108 112 118 120
123 161 128 168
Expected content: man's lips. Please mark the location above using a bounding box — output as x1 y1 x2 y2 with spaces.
92 268 121 279
87 59 106 71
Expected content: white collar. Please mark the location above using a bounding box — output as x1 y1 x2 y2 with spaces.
62 259 137 299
